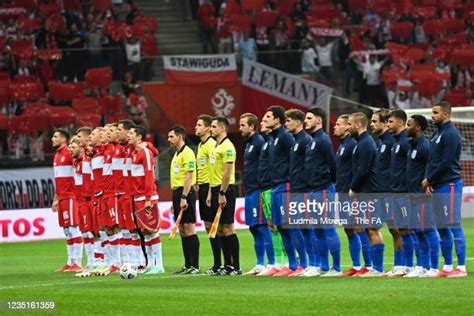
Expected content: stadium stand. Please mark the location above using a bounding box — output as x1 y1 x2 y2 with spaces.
194 0 474 109
0 0 158 163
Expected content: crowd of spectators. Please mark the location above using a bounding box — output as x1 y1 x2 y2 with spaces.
0 0 158 162
193 0 474 109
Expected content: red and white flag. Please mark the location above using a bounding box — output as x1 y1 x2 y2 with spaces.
163 54 237 85
310 28 344 38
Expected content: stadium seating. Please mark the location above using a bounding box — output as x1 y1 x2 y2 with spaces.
201 0 474 108
0 0 158 160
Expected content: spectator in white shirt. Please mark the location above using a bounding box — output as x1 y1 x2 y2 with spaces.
125 36 142 80
358 54 386 106
456 66 472 88
300 39 319 79
28 131 45 161
392 90 411 110
414 20 427 44
412 89 435 108
315 37 334 81
436 58 450 89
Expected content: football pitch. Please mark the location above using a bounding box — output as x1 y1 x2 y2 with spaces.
1 223 473 315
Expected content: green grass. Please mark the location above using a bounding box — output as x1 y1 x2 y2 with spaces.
0 223 473 315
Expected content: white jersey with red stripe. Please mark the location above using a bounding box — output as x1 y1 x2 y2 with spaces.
82 153 93 198
102 143 115 197
112 142 126 194
53 145 75 200
123 144 134 196
73 157 85 203
91 145 104 195
131 145 158 202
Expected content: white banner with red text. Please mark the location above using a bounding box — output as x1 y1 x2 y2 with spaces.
0 167 56 211
163 54 238 84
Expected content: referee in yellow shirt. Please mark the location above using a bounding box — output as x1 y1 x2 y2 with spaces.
207 116 241 276
168 125 200 275
195 114 221 275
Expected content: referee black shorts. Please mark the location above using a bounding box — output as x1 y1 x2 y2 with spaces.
211 185 236 224
172 187 197 224
198 183 213 222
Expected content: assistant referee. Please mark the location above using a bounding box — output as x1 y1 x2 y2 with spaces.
207 116 241 276
168 125 200 275
195 114 221 275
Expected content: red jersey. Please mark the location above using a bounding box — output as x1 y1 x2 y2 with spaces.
112 142 126 194
82 153 93 198
73 157 84 202
91 145 104 195
131 146 158 202
102 143 115 197
53 145 75 200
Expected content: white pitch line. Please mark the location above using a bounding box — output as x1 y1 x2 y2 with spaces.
1 258 473 291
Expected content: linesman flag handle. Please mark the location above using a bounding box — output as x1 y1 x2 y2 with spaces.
208 206 223 239
168 207 185 240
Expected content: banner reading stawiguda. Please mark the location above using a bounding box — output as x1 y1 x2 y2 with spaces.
242 59 333 109
0 168 55 210
163 54 237 84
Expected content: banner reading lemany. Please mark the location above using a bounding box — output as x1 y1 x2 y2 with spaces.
242 59 333 108
163 54 238 84
241 59 333 118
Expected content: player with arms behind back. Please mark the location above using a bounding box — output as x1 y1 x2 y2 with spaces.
74 127 100 276
370 109 394 276
239 113 275 275
348 113 386 277
304 108 340 277
334 115 367 276
285 109 313 277
386 110 413 277
405 115 440 277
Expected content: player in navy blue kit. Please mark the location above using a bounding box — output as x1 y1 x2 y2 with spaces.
264 105 298 276
334 114 365 277
285 109 315 277
256 120 287 276
405 115 440 278
304 108 341 277
422 102 467 278
386 110 413 277
371 109 398 276
348 112 386 277
239 113 275 275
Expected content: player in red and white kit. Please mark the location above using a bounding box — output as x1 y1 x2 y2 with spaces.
99 124 122 274
51 128 83 272
75 127 105 277
128 125 164 274
116 120 146 268
69 133 97 277
89 127 112 275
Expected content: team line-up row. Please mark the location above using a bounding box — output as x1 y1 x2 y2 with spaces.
50 102 467 278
